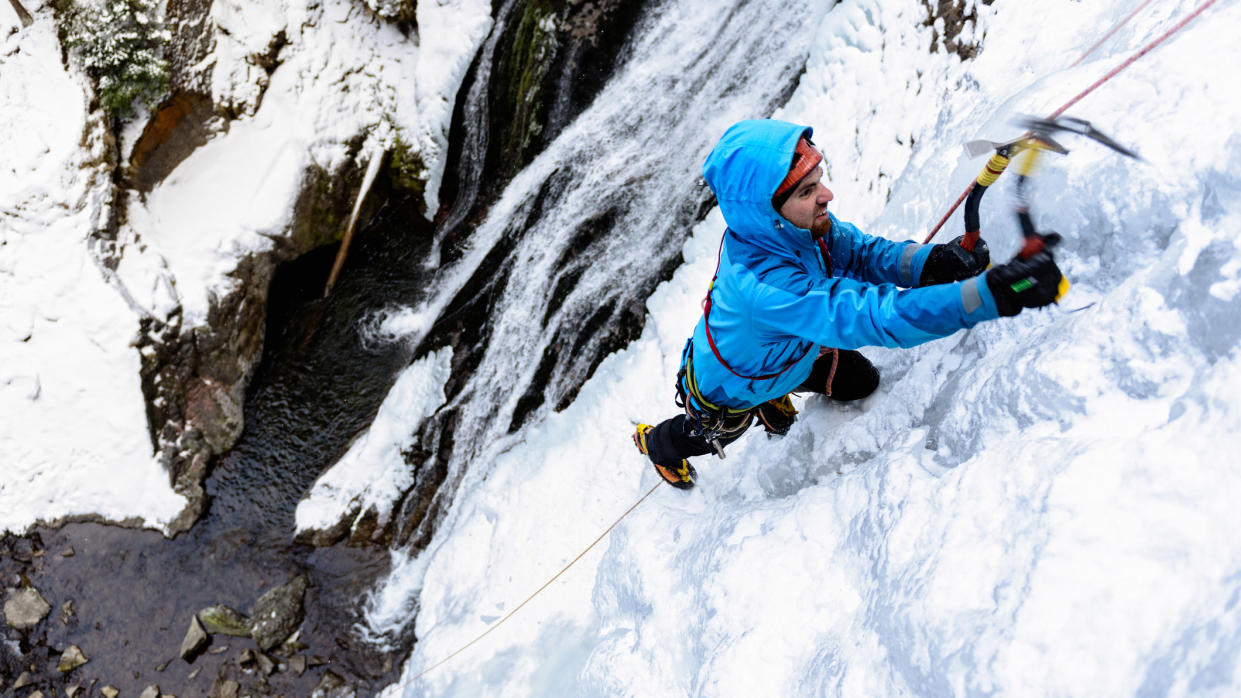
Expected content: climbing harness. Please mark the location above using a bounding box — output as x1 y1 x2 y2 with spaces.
924 0 1222 245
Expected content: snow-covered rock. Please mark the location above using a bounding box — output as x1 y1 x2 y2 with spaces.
0 0 491 535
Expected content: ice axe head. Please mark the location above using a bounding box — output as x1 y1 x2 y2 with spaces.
1013 114 1141 160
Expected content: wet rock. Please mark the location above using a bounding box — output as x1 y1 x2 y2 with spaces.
9 536 38 562
58 644 89 672
199 604 251 637
4 587 51 629
180 615 209 660
208 676 240 698
101 686 119 698
311 670 356 698
139 686 162 698
277 629 307 655
238 648 275 676
249 575 308 651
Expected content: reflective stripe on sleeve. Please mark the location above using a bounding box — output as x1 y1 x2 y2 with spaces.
961 276 983 314
901 243 924 286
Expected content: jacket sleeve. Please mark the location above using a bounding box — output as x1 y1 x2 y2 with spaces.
827 214 933 288
751 270 1000 350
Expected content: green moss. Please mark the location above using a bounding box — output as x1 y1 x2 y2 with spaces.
388 137 429 213
496 0 559 180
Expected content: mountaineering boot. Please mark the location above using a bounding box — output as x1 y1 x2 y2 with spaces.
633 423 697 490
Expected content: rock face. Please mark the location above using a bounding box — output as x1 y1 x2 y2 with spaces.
96 0 429 536
249 575 308 651
3 587 52 630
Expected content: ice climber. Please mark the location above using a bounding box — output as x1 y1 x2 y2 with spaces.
633 118 1066 488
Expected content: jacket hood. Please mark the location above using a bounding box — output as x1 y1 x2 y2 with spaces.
702 119 815 253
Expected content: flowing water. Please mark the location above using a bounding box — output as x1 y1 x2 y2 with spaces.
383 0 837 552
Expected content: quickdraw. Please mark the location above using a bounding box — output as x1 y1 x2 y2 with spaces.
676 352 754 458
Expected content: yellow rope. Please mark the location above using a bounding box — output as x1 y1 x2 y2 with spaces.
406 480 665 685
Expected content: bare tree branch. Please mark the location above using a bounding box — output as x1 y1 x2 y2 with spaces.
7 0 34 28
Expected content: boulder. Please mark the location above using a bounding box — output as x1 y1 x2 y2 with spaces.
249 575 308 651
4 587 52 629
199 604 251 637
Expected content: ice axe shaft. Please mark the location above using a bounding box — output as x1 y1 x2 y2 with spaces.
958 135 1066 252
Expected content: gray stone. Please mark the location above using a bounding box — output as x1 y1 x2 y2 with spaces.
180 614 209 660
139 686 162 698
199 604 251 637
14 671 33 688
58 644 89 672
249 575 308 651
289 654 306 676
101 686 119 698
4 587 51 629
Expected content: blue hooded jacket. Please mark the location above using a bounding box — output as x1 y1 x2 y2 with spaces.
686 119 999 408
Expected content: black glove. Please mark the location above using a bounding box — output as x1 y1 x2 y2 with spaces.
920 235 991 286
986 240 1065 316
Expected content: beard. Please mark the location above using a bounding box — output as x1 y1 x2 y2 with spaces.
810 213 832 238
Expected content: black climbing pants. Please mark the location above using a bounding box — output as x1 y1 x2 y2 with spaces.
642 349 879 467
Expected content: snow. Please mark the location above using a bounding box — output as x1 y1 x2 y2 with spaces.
0 10 187 532
0 0 490 534
6 0 1241 692
347 0 1241 696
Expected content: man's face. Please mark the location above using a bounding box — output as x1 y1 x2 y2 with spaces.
777 166 834 236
